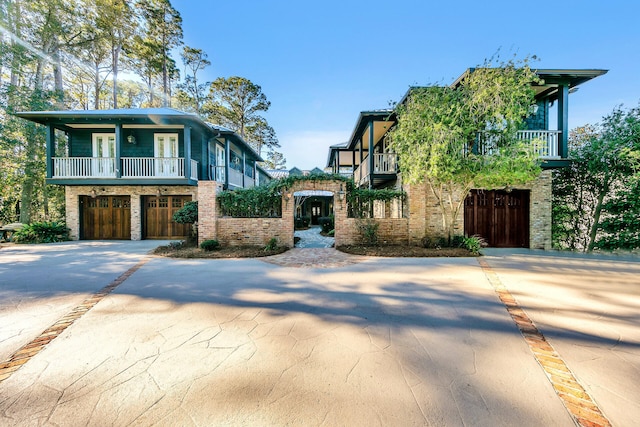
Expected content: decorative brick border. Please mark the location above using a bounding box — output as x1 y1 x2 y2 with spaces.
0 257 150 384
478 258 612 427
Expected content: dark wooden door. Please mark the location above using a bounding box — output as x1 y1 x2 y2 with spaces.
81 196 131 240
464 190 529 247
310 202 322 225
144 195 192 239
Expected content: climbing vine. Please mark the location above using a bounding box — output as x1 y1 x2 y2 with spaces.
216 174 405 219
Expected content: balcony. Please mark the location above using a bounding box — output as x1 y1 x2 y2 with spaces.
476 130 561 159
354 153 398 187
51 157 198 182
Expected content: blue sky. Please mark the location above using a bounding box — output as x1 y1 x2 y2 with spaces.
172 0 640 169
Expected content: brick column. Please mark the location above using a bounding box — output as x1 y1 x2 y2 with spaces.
130 194 142 241
529 170 552 250
281 188 295 248
407 182 427 245
198 181 220 243
65 187 80 240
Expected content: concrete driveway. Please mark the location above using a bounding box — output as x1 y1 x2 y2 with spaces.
0 243 638 426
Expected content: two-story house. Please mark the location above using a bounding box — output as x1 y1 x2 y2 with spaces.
15 108 268 241
327 69 607 248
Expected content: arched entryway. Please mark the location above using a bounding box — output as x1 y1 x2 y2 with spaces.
293 190 335 248
284 179 347 249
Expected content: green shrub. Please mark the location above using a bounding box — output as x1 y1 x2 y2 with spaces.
359 220 379 245
462 235 486 255
172 201 198 224
12 221 69 244
318 216 334 233
264 237 278 251
295 216 310 229
327 229 335 237
200 239 220 251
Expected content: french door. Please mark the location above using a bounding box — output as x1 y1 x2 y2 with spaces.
92 133 116 177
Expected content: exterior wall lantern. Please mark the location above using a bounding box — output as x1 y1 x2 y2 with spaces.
127 133 136 144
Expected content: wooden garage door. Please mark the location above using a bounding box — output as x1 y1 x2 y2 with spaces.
144 195 192 239
81 196 131 240
464 190 529 248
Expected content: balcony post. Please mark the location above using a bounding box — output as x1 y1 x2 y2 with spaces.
45 124 54 179
368 121 374 189
201 134 208 180
225 137 230 190
557 84 569 158
242 150 246 187
115 124 122 178
184 126 192 179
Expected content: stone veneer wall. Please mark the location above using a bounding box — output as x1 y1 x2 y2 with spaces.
65 185 198 240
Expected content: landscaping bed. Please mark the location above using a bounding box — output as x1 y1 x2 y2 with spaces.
337 245 477 257
153 243 288 259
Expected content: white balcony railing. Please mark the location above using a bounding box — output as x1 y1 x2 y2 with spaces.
122 157 184 177
228 168 244 187
53 157 116 178
52 157 198 179
516 130 560 158
373 153 398 173
476 130 561 159
353 153 398 186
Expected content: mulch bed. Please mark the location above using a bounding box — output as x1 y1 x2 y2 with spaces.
152 244 288 259
337 245 477 257
153 243 476 259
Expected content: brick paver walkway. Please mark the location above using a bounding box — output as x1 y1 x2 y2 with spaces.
262 247 364 268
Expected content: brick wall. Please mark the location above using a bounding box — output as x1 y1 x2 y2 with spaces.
65 185 198 240
339 218 409 245
527 169 552 249
64 174 552 250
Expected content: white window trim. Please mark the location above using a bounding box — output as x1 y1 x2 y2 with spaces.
92 133 116 158
154 133 179 158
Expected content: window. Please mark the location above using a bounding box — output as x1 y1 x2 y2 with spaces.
230 150 242 171
245 159 255 178
92 133 116 177
154 133 179 176
216 143 226 182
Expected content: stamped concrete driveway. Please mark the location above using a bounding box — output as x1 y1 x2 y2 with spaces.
0 243 638 426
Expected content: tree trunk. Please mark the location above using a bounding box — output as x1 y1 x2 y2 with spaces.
586 189 606 252
112 44 120 109
52 40 64 108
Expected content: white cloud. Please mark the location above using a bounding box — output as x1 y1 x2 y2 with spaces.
277 130 350 170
